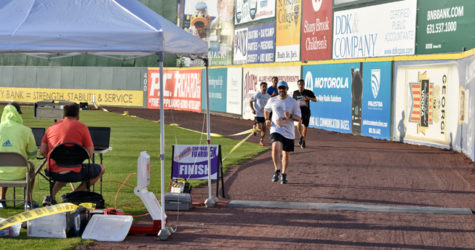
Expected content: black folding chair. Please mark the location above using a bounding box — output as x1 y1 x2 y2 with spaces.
46 142 91 201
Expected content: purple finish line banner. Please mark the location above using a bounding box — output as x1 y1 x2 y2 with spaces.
172 145 219 180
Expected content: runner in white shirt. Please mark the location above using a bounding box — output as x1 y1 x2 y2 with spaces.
250 82 271 146
264 81 301 184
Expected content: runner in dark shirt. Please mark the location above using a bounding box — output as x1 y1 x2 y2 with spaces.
292 79 317 148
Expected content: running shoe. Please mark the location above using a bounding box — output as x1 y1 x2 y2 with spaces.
259 140 264 146
281 173 288 184
272 170 281 182
42 196 57 206
0 199 6 209
298 136 303 146
302 140 306 149
25 201 39 209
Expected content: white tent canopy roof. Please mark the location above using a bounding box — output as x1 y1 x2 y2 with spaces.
0 0 208 58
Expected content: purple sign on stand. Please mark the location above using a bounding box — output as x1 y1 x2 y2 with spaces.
247 23 275 64
172 145 220 180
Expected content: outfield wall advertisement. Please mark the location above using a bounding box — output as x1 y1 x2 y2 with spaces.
242 66 300 120
332 0 416 59
226 67 243 115
392 61 460 147
303 63 359 134
275 0 301 62
361 61 392 140
301 0 332 61
0 87 143 107
147 68 202 112
458 54 475 161
201 68 227 112
182 0 235 66
417 0 475 54
234 0 275 25
233 27 248 65
233 23 276 65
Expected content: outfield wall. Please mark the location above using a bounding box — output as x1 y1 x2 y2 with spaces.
144 50 475 161
0 52 474 161
0 66 146 107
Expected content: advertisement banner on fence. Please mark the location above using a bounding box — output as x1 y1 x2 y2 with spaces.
392 61 460 146
458 54 475 160
210 42 233 66
172 145 219 180
234 0 275 25
275 0 301 62
202 68 227 112
183 0 218 40
181 0 234 66
332 0 416 59
301 0 332 61
361 61 392 140
147 68 202 112
226 67 243 115
247 23 276 64
242 66 300 120
0 87 143 107
416 0 475 54
303 63 360 134
234 23 275 64
233 27 248 65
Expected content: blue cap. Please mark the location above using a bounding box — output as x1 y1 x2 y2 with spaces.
277 81 288 88
195 1 207 10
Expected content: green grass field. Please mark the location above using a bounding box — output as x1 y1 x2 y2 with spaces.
0 105 267 249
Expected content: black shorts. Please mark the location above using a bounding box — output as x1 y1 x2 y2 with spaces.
46 163 102 182
254 116 265 124
270 133 294 152
301 108 310 127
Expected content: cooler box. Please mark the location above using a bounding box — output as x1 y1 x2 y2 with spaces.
164 192 192 211
27 212 81 238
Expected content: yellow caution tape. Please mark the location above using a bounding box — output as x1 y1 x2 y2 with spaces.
168 123 265 161
0 203 95 231
229 128 254 136
222 131 255 161
170 123 261 138
170 123 224 138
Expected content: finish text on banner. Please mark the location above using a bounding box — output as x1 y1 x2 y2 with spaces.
147 68 202 112
172 145 219 180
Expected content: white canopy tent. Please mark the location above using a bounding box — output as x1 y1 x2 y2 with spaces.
0 0 214 239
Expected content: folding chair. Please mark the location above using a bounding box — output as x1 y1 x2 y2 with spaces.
0 152 35 210
46 142 91 201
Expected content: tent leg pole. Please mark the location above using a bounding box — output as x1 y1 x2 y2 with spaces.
157 52 174 240
203 58 217 208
